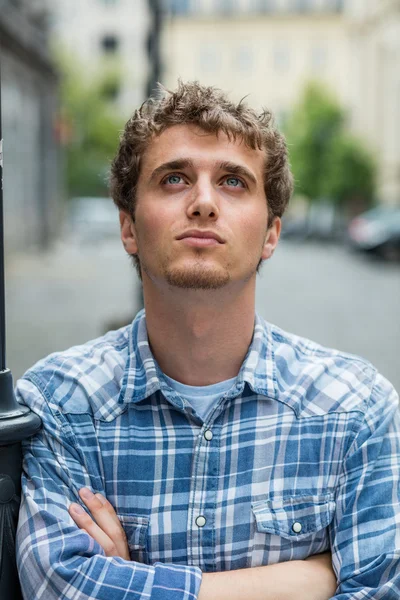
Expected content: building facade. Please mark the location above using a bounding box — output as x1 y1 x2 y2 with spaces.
0 0 61 253
50 0 151 118
347 0 400 205
163 1 348 122
163 0 399 205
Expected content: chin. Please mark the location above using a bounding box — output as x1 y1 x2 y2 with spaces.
164 265 231 290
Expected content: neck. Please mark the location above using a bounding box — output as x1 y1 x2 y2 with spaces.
142 278 256 386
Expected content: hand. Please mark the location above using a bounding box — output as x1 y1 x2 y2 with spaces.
69 487 130 560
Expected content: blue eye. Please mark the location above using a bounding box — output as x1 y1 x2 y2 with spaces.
165 175 183 185
225 177 244 187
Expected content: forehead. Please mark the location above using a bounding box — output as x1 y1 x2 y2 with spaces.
140 124 265 177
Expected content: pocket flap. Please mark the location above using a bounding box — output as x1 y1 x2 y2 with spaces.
252 493 335 540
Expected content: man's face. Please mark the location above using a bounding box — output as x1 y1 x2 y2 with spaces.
121 124 280 290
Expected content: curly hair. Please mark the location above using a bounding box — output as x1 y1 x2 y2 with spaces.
110 81 293 274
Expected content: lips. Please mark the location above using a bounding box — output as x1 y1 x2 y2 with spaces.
176 230 225 243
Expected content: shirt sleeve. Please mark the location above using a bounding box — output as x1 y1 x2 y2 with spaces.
329 372 400 599
16 377 202 600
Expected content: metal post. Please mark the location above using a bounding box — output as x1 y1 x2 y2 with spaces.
146 0 163 98
0 48 41 600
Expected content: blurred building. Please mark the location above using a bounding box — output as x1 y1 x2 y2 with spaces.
348 0 400 206
50 0 152 117
163 0 400 206
163 1 348 124
0 0 61 253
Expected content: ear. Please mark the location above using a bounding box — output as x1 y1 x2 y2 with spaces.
261 217 281 260
119 210 138 255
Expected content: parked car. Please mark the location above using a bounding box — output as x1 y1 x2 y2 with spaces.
347 205 400 260
281 202 345 242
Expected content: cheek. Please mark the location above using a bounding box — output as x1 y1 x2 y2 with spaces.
240 211 268 250
135 208 174 257
136 209 163 241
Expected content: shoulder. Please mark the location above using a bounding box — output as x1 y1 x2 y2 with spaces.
15 324 131 420
266 320 381 417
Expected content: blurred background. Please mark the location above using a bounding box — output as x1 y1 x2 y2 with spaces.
1 0 399 390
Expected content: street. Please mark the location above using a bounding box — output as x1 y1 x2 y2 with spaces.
5 237 400 392
256 240 400 391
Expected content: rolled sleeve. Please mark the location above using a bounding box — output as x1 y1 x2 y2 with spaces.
329 373 400 599
16 378 202 600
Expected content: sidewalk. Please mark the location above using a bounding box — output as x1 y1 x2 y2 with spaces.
5 237 141 380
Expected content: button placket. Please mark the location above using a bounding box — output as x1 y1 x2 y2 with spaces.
187 420 220 570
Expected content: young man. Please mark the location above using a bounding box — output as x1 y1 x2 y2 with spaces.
16 82 400 600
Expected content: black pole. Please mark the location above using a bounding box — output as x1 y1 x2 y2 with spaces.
0 46 5 373
0 48 41 600
146 0 163 98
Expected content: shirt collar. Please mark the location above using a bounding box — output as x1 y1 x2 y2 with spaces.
118 309 278 407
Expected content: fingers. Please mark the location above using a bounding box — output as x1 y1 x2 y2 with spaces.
69 502 122 557
69 488 130 560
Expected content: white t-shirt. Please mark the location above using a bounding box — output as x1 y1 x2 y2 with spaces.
162 372 237 421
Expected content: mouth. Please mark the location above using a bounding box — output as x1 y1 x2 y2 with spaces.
175 230 225 247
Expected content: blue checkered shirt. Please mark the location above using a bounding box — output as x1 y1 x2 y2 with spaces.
16 310 400 599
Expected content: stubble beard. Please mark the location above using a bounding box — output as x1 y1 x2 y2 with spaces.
163 256 231 290
139 246 231 290
139 244 265 290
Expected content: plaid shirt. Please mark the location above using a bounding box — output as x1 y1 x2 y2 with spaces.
16 310 400 599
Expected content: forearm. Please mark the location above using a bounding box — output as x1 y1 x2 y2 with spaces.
198 555 337 600
18 533 202 600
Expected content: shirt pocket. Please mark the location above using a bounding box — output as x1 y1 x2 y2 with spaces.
252 493 336 541
117 514 150 563
248 493 335 566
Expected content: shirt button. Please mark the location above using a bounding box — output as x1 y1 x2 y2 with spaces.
204 430 213 441
196 515 206 527
292 522 302 534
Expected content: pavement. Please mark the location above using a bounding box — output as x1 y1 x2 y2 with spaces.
256 239 400 391
5 236 400 392
5 236 141 381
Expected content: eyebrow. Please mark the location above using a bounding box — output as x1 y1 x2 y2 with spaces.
218 161 257 186
149 159 194 183
149 158 258 186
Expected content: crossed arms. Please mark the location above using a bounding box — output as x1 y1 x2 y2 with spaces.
69 487 337 600
16 373 400 600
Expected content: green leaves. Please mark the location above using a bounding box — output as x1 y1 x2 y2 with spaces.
285 81 376 209
56 49 124 198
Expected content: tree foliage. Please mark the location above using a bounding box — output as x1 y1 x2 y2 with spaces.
56 52 124 198
285 82 376 210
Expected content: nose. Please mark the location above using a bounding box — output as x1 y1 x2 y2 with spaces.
186 179 219 221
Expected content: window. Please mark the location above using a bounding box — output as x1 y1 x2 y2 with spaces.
218 0 234 14
235 46 253 73
250 0 276 12
273 43 290 72
325 0 344 11
101 35 119 54
293 0 312 12
169 0 191 15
